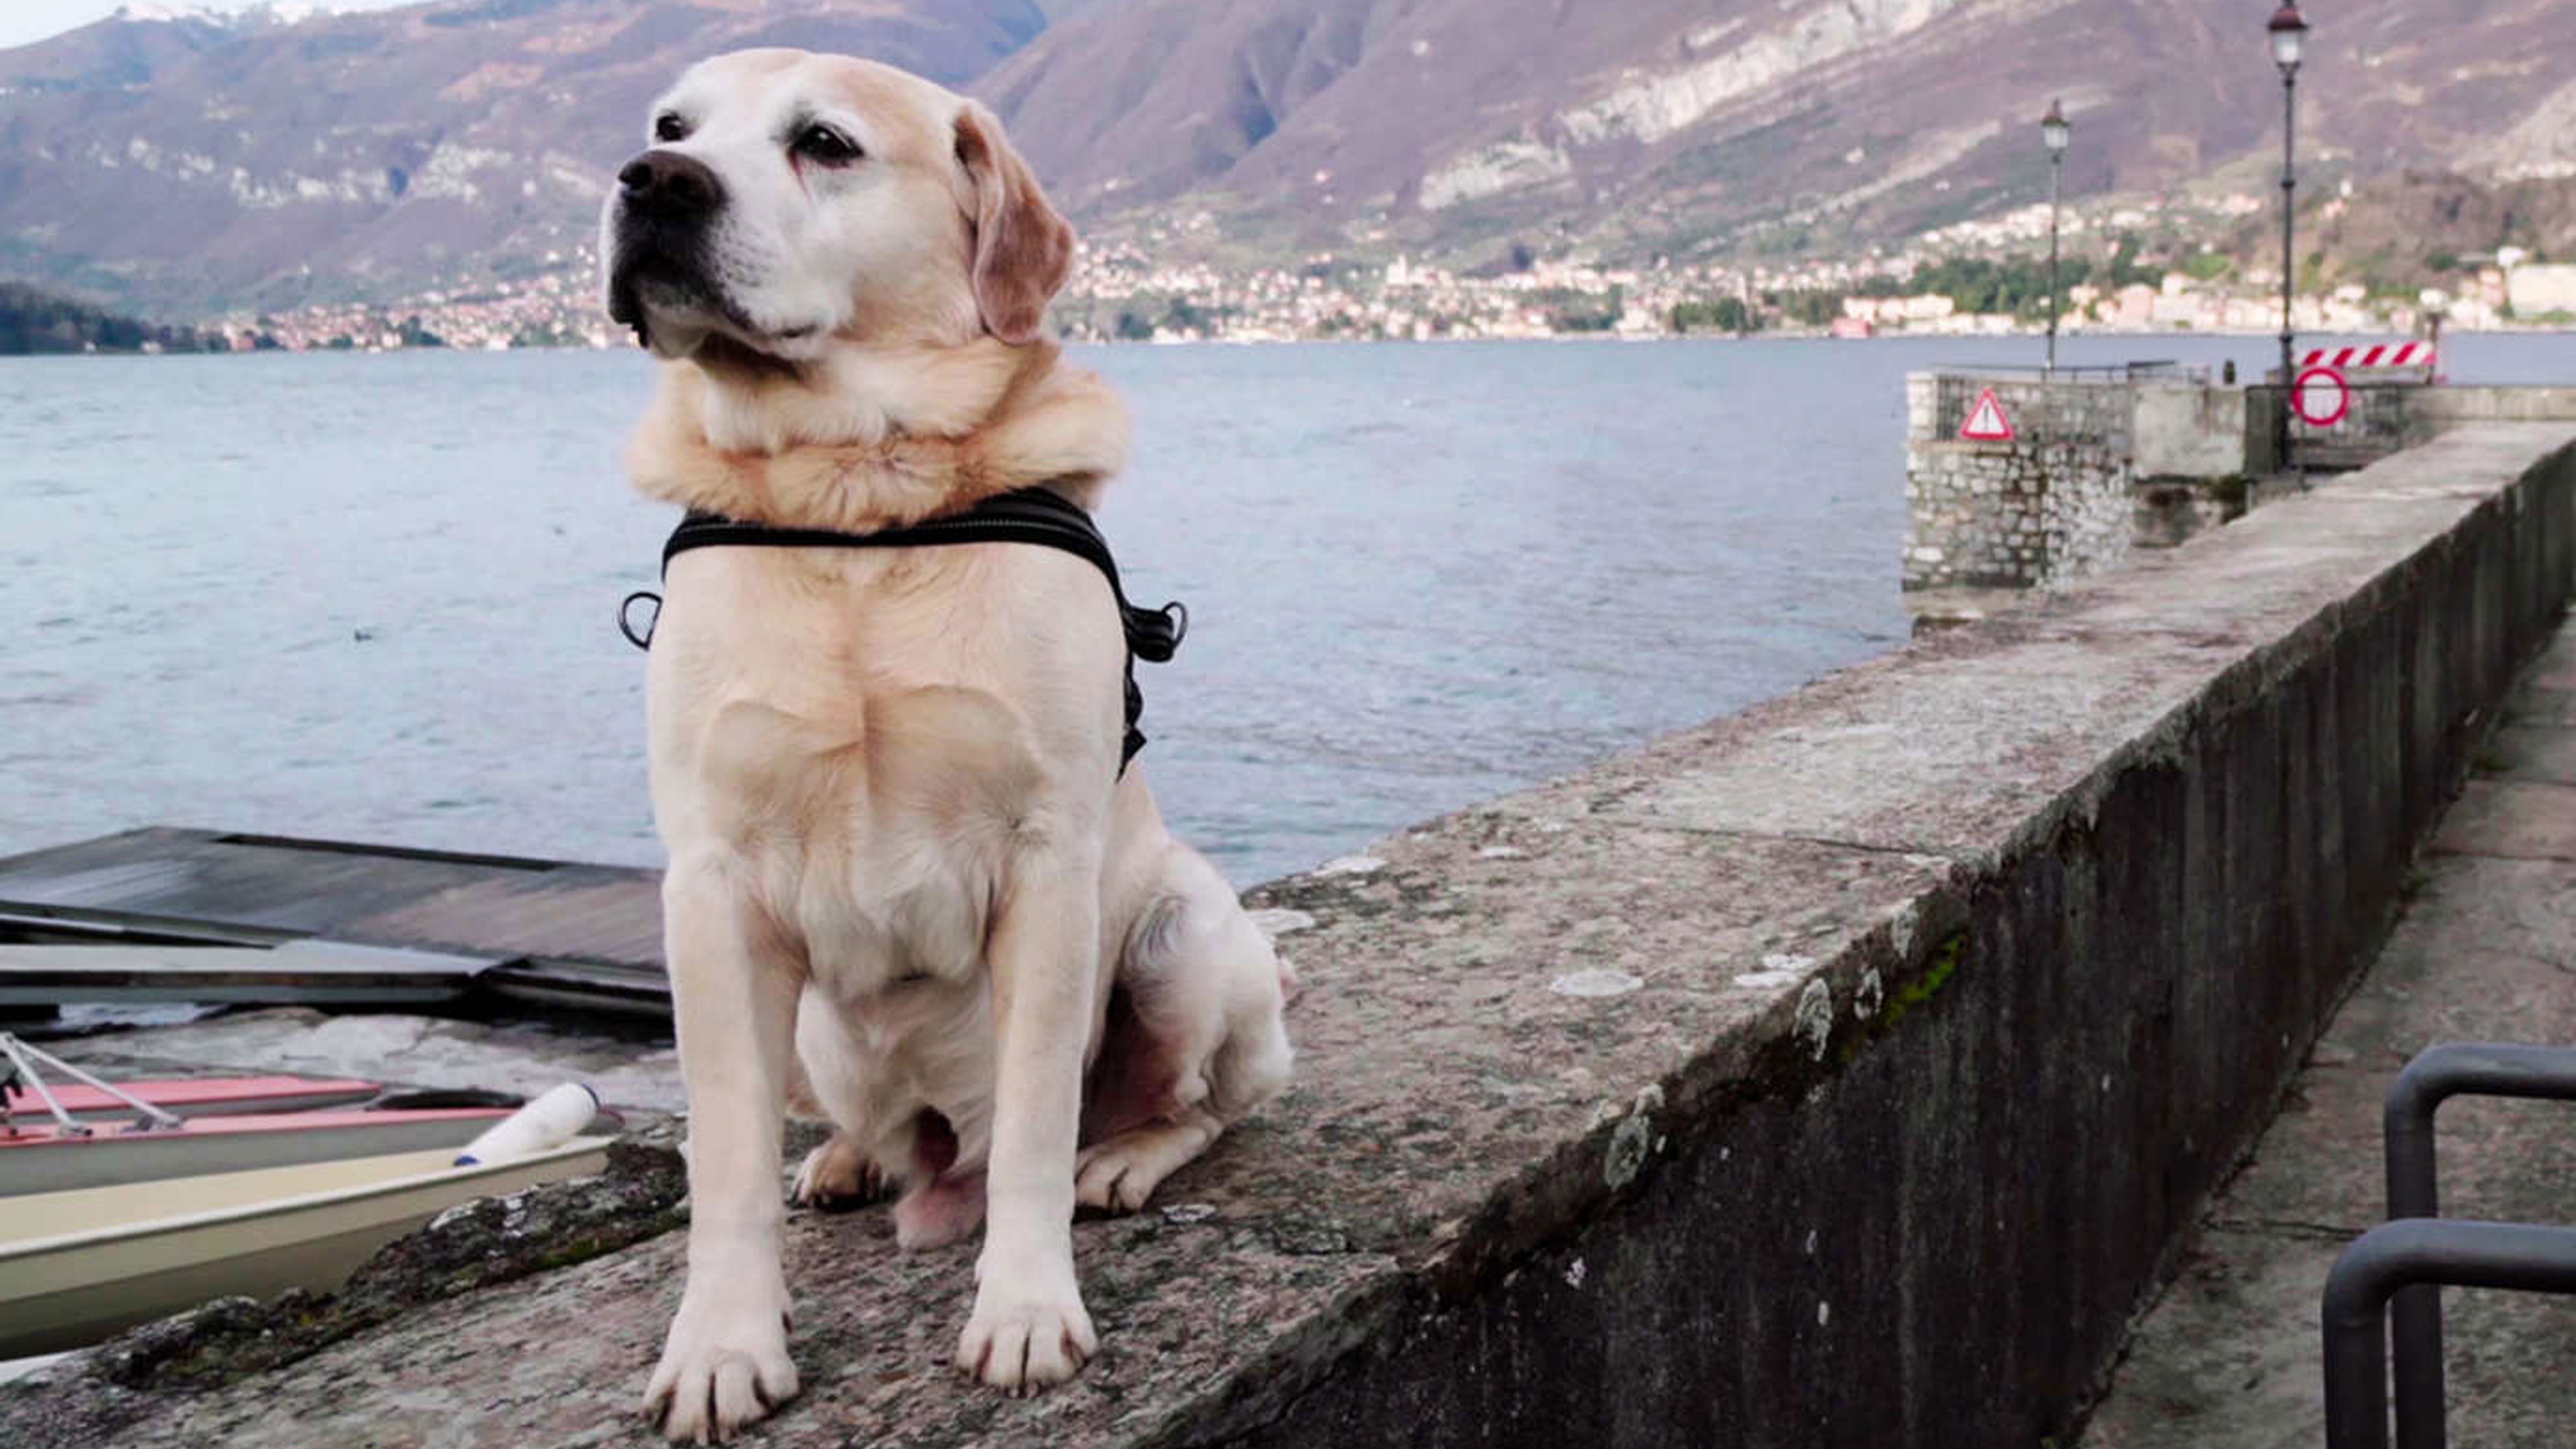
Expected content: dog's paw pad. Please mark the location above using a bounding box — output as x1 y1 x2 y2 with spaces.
788 1138 880 1210
646 1290 800 1442
1074 1124 1211 1216
954 1285 1096 1395
1074 1145 1154 1215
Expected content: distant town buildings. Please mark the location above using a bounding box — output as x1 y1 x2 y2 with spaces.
200 195 2576 353
2506 264 2576 319
210 258 617 354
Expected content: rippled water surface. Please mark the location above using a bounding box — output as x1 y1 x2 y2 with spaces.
4 332 2569 885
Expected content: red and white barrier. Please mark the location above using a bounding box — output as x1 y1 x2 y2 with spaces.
2301 341 2437 376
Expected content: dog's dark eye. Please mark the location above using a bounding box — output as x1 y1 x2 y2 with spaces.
792 124 861 166
653 113 689 143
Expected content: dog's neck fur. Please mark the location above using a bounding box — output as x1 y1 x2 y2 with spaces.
628 336 1130 531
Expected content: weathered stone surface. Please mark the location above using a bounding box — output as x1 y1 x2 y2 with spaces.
2430 779 2576 860
32 1199 1396 1449
7 822 1955 1449
5 423 2572 1448
2483 724 2576 783
2505 684 2576 727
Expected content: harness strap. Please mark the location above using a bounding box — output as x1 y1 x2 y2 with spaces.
621 486 1184 771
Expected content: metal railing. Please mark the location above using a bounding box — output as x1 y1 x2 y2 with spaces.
1935 360 2206 382
2246 380 2443 474
2322 1042 2576 1448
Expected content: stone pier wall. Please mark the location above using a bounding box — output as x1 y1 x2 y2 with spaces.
1235 422 2576 1449
1907 378 2576 596
9 427 2575 1449
1904 437 2134 589
1904 372 2145 590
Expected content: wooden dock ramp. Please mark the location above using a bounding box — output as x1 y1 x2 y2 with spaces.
0 830 668 1014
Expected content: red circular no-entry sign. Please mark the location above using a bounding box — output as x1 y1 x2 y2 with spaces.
2293 365 2351 428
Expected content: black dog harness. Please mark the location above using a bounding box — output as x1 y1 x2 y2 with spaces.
619 487 1185 772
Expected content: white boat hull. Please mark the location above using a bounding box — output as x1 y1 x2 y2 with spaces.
0 1137 611 1358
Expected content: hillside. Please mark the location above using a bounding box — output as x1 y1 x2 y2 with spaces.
0 0 1044 313
0 279 223 352
2251 171 2576 292
2 0 2573 314
978 0 2576 270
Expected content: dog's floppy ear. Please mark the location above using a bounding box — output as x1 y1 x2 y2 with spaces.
953 100 1073 346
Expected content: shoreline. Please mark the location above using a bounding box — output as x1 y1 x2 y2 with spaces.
8 324 2576 361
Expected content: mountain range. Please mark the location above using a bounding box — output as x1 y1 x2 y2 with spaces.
4 0 2573 316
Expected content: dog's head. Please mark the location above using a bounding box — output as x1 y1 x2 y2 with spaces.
601 50 1074 369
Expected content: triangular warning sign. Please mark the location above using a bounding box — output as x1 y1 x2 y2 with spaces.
1958 387 2015 441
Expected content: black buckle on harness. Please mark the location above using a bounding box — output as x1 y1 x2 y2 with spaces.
1127 598 1185 663
618 486 1183 771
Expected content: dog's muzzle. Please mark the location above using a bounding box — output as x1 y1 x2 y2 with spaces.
606 149 727 346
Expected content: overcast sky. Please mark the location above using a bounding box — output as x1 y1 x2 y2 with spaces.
0 2 424 53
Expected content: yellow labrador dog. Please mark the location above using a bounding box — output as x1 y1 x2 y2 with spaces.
601 49 1293 1443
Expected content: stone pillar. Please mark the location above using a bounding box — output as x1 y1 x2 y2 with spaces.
1904 372 2140 592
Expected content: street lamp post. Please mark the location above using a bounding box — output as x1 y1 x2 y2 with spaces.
2041 99 2069 375
2270 3 2309 470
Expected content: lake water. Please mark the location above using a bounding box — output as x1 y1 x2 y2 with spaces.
4 332 2571 888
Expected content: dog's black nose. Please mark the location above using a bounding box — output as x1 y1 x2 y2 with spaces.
617 150 724 216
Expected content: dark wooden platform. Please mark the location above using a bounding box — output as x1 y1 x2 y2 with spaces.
0 829 668 1014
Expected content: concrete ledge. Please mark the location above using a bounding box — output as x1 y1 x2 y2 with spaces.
7 424 2573 1447
2416 385 2576 428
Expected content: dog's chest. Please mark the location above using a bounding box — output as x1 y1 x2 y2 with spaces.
646 547 1110 996
792 848 993 999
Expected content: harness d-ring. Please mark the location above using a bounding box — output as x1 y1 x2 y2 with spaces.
619 590 662 650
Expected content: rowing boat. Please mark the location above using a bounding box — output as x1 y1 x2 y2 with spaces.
0 1135 613 1358
0 1104 524 1197
3 1073 380 1123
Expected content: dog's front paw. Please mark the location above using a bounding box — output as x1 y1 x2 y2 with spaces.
645 1280 800 1443
954 1268 1097 1395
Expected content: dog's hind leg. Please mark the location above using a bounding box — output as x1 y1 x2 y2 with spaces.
893 1166 989 1248
882 1105 987 1248
1075 1107 1225 1213
789 1133 881 1210
1077 845 1292 1216
787 986 889 1210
